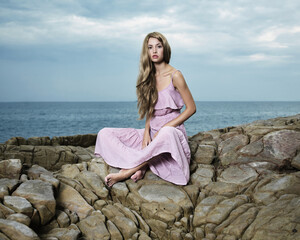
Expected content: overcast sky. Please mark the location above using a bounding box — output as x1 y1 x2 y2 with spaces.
0 0 299 102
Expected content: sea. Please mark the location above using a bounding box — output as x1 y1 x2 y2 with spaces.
0 101 299 144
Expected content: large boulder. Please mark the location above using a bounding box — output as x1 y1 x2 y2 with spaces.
0 219 39 240
243 194 300 240
0 159 22 179
0 178 19 199
56 183 94 220
3 196 33 217
12 180 56 225
77 211 110 240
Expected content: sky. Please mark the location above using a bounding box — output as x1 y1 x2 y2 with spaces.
0 0 299 102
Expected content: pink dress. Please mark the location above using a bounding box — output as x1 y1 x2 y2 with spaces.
94 70 191 185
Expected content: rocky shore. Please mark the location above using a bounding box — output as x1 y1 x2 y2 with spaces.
0 114 299 240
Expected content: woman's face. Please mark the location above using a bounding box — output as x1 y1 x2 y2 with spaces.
148 37 164 63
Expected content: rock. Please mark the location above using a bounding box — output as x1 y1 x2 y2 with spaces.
106 220 123 240
185 233 194 240
64 209 79 224
221 206 259 238
189 140 198 156
27 164 52 179
132 209 150 235
183 185 200 207
193 195 227 227
141 202 181 225
0 178 19 199
88 158 108 182
27 136 51 146
56 210 70 228
139 230 152 240
77 211 110 240
52 134 96 148
0 232 10 240
56 183 94 220
20 174 28 182
243 194 300 240
218 134 249 166
40 226 80 240
238 139 264 156
0 219 39 240
55 164 80 179
79 186 98 205
0 159 22 179
7 213 31 226
33 146 77 170
111 215 138 239
13 180 56 225
111 182 129 203
261 130 300 166
93 199 107 210
74 170 108 199
135 182 193 216
1 114 300 240
194 144 216 164
114 202 138 226
138 183 186 203
217 164 258 188
252 173 300 205
206 195 249 225
39 173 60 189
3 196 33 217
190 164 214 188
205 182 239 198
5 136 27 145
291 152 300 170
101 204 124 219
146 219 168 239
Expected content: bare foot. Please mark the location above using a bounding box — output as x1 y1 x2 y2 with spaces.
105 169 132 187
131 166 148 182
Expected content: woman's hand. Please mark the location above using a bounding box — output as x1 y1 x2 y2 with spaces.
142 132 151 149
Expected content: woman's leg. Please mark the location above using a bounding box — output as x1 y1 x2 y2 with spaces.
105 162 149 187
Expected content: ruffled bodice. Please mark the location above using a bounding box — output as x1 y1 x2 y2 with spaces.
153 71 184 116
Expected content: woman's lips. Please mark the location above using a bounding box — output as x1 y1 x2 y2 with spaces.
152 55 158 59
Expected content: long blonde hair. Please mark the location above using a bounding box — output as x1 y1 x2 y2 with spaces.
136 32 171 119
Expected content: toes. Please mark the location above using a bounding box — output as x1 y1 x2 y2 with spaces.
130 174 137 180
105 175 111 185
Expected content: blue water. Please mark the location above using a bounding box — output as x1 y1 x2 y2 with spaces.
0 101 299 143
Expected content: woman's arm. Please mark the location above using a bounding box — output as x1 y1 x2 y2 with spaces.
142 114 151 149
163 71 196 128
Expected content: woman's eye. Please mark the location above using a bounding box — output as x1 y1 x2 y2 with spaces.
158 45 162 48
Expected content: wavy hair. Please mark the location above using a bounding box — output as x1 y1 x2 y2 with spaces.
136 32 171 119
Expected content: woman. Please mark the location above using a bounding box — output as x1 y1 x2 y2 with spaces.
95 32 196 187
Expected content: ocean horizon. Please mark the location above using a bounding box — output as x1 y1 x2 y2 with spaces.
1 101 300 144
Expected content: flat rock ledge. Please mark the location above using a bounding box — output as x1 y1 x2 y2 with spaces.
0 114 299 240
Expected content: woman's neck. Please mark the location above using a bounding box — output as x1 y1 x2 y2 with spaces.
154 61 168 75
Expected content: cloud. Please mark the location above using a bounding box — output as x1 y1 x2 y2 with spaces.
0 0 299 64
256 25 300 49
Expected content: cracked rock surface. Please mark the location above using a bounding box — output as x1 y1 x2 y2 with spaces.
0 114 299 239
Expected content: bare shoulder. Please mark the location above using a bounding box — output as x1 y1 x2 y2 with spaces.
172 70 187 89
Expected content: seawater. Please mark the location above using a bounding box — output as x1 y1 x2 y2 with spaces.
0 101 299 143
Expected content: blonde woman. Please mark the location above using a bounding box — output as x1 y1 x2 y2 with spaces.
95 32 196 187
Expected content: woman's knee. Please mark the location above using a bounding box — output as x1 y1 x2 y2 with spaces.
160 126 177 136
98 127 110 138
